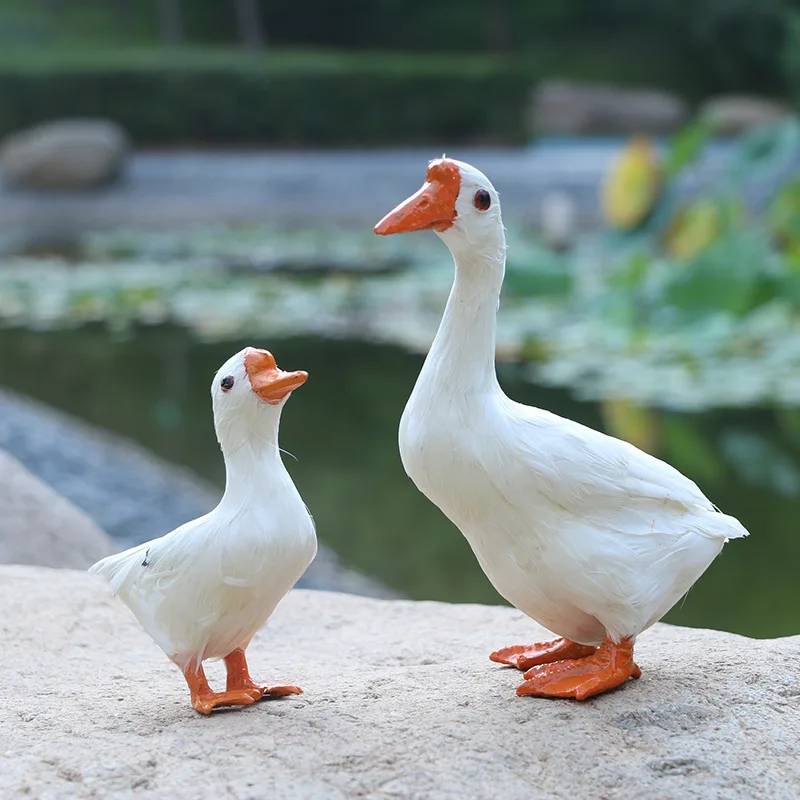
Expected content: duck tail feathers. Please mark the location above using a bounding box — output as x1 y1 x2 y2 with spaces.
701 507 750 541
89 542 150 595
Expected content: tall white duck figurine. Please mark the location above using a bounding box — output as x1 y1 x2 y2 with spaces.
90 347 316 714
374 159 749 700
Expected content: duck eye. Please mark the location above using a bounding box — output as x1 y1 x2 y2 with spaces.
220 375 235 392
474 189 491 211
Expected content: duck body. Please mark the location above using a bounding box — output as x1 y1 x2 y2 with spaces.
91 460 315 668
380 158 749 699
402 375 741 646
91 347 315 714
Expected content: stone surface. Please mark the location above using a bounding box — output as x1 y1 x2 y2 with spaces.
0 387 391 596
531 80 688 136
0 450 115 569
0 118 129 190
2 565 798 799
700 95 792 136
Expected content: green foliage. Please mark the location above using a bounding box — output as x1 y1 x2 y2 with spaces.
615 0 794 95
659 231 775 321
663 116 714 180
768 179 800 247
506 117 800 413
0 49 535 145
592 118 800 330
663 196 746 262
0 0 794 99
504 248 572 298
728 118 800 185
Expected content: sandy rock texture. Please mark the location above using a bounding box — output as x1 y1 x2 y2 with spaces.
0 450 115 569
1 565 798 800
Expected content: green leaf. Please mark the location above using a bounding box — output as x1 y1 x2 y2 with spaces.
727 118 800 186
767 179 800 247
659 230 772 320
608 253 651 290
664 116 713 179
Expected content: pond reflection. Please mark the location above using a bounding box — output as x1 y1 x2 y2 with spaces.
0 325 796 638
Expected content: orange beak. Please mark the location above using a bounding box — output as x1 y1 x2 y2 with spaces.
374 158 461 235
244 348 308 405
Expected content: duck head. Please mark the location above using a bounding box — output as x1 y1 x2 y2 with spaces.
211 347 308 451
374 158 505 262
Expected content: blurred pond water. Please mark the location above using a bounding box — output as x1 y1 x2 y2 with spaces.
0 325 796 639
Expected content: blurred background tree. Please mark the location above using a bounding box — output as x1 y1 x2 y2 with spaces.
613 0 793 95
1 0 796 98
0 0 795 146
156 0 182 44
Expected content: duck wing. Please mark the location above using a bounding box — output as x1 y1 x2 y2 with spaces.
502 400 749 541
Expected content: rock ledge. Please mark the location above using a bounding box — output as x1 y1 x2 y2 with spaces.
2 565 798 799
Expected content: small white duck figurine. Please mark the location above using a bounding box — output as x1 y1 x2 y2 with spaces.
374 158 749 700
90 347 316 714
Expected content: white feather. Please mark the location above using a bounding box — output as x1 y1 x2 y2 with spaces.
399 159 748 646
90 348 316 669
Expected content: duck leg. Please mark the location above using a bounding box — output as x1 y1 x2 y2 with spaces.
516 636 641 701
224 648 303 700
182 662 258 715
490 637 597 670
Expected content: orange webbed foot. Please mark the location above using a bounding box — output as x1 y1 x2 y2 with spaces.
182 663 260 715
224 649 302 701
490 637 597 670
516 637 640 701
192 689 257 715
233 680 303 701
258 682 303 697
181 652 302 715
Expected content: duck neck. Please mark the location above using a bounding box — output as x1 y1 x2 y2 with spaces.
424 245 505 396
218 423 287 507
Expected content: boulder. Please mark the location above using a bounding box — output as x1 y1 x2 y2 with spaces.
531 80 688 136
0 119 129 190
0 450 115 569
2 564 797 799
699 95 792 136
